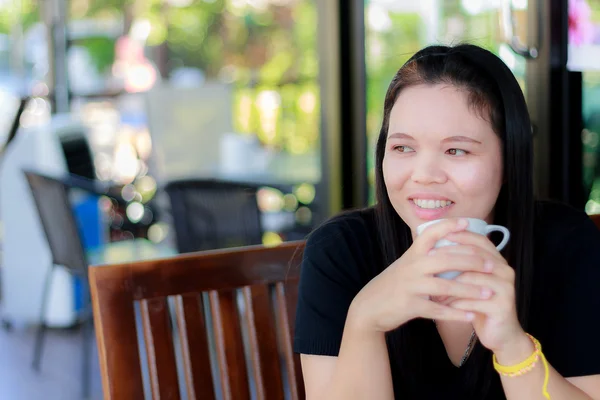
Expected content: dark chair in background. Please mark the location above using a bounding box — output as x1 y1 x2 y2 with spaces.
0 96 28 305
24 171 94 399
164 179 264 253
89 240 306 400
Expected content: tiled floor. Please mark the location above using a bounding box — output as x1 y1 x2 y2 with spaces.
0 324 103 400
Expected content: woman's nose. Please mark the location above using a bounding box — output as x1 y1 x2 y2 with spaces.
410 154 447 184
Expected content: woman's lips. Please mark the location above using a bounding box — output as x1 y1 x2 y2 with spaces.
409 198 455 221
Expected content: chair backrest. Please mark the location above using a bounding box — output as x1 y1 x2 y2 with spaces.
591 213 600 230
164 179 263 253
0 96 28 156
24 171 88 275
90 240 306 400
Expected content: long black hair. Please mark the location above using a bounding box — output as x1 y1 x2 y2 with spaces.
374 44 534 398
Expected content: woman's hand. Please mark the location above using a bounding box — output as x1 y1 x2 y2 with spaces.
437 231 531 359
348 218 493 334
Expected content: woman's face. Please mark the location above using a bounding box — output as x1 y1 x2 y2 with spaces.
382 83 503 237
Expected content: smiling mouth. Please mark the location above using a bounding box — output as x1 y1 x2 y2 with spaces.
410 198 455 209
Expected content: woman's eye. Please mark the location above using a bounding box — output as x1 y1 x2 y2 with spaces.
394 145 415 153
447 148 467 156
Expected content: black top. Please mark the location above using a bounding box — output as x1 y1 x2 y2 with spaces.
293 201 600 399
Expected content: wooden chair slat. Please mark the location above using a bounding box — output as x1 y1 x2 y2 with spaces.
281 280 305 400
140 297 181 399
210 290 251 400
174 294 216 400
89 268 145 399
243 284 284 399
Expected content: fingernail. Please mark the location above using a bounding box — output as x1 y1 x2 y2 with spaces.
457 219 468 229
466 312 475 321
484 260 494 272
481 287 492 299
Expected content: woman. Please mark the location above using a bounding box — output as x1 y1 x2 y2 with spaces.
293 44 600 399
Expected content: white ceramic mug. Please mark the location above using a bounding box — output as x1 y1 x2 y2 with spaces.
416 218 510 280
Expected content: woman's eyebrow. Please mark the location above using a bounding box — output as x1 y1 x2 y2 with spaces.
442 135 482 144
387 132 415 140
388 133 482 145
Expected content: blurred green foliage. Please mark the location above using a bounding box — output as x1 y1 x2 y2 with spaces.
76 36 116 73
1 0 321 156
0 0 39 34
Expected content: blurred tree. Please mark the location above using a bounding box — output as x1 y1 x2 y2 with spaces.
3 0 322 155
0 0 39 34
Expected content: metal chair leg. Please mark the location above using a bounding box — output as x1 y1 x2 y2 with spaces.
32 264 54 371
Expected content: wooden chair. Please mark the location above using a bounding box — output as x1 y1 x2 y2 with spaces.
89 241 306 400
591 213 600 230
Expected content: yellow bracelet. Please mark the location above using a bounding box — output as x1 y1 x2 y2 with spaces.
493 334 550 399
493 334 541 376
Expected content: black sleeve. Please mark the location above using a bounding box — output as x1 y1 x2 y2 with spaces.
542 214 600 378
293 212 375 356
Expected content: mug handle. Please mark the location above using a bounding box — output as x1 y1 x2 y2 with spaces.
485 225 510 251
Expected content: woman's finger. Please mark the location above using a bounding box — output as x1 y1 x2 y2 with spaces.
415 277 492 300
454 258 515 284
415 298 475 322
444 231 503 256
412 218 469 254
430 244 513 281
422 253 486 275
448 298 502 317
454 271 511 294
484 260 515 283
429 243 496 259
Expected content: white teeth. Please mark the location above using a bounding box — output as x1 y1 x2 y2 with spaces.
413 198 453 209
